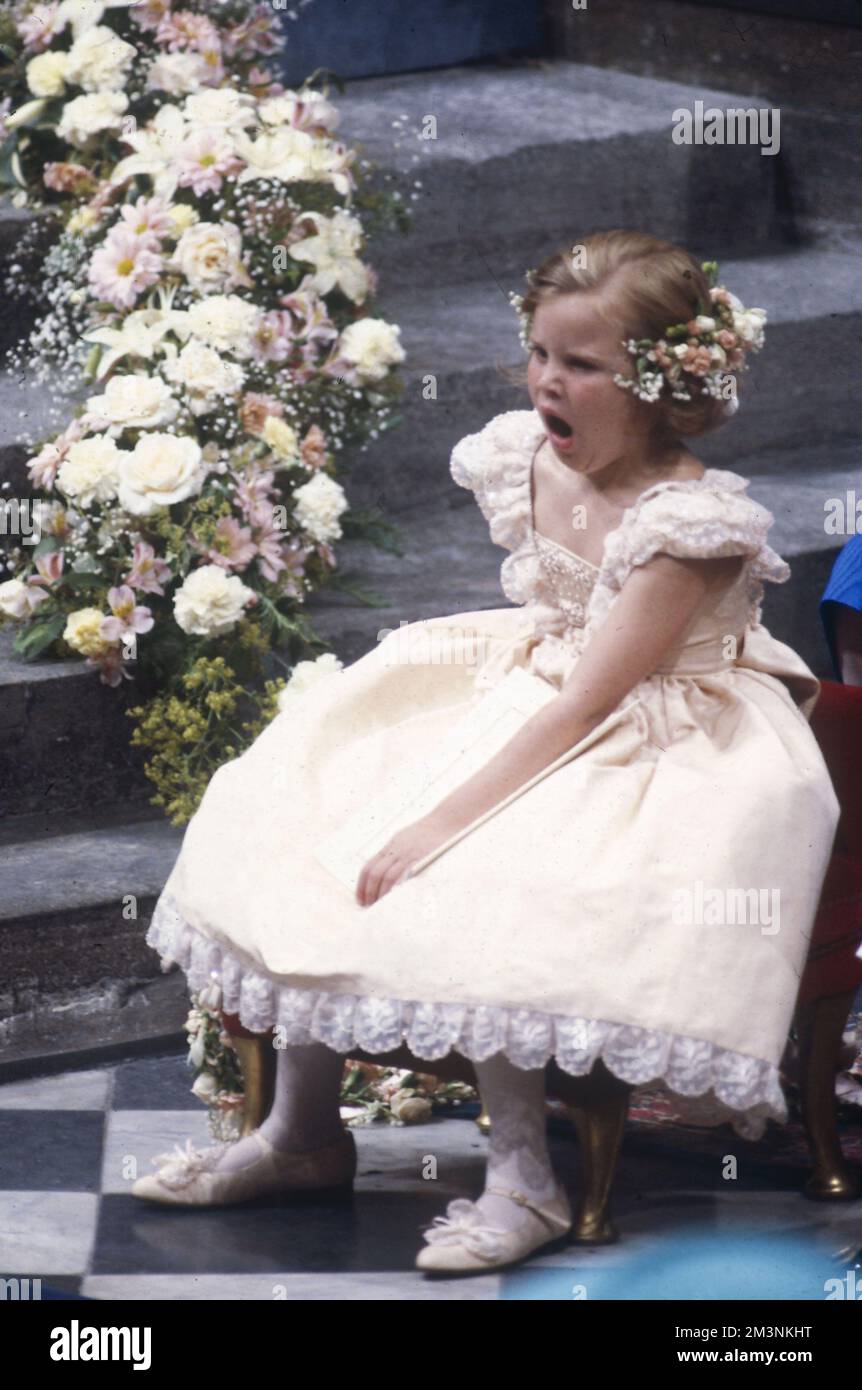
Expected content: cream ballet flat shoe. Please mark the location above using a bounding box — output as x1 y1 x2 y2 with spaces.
131 1128 357 1208
415 1184 573 1275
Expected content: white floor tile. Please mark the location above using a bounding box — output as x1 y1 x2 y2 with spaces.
0 1192 98 1275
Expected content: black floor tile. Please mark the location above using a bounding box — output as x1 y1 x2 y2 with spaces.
0 1112 104 1191
93 1189 478 1276
113 1051 200 1111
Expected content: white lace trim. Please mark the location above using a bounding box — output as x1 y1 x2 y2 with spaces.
148 890 787 1142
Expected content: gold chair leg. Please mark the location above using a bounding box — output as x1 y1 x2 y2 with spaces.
566 1061 631 1244
230 1032 279 1136
794 990 860 1201
475 1103 491 1135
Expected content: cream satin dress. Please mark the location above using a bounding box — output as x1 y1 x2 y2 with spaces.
147 409 840 1140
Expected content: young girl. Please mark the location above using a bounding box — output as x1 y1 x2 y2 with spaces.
133 230 840 1276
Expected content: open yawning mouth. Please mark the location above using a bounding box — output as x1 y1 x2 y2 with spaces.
540 408 574 449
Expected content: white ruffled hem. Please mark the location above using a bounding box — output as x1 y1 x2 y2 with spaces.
148 891 788 1142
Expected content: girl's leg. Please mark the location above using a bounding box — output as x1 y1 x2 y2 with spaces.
213 1040 345 1173
470 1052 560 1232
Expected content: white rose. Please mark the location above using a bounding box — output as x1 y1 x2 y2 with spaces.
191 1072 218 1101
277 652 343 710
261 416 298 458
187 295 259 359
56 435 123 508
259 91 339 132
165 203 199 238
732 307 767 347
173 563 255 637
0 578 39 621
693 315 716 332
183 89 257 131
293 471 348 544
169 222 249 295
147 52 209 97
57 90 128 145
26 52 70 98
117 433 205 515
86 374 179 431
65 25 136 93
338 318 405 382
163 340 245 415
63 606 113 657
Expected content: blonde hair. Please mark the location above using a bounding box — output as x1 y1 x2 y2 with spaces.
511 229 734 443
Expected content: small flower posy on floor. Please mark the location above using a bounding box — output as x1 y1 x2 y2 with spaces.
185 989 478 1140
0 0 411 819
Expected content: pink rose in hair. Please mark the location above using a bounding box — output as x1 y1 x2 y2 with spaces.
681 345 713 376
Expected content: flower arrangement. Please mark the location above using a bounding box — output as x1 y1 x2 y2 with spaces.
0 0 413 820
509 260 766 406
185 988 478 1144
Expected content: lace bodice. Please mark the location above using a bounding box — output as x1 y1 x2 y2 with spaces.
533 531 598 631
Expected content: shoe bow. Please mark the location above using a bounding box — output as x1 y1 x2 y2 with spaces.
148 1138 228 1190
421 1199 509 1260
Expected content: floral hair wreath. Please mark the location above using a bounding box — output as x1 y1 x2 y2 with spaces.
508 261 766 410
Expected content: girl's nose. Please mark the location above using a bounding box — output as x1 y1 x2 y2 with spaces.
537 359 563 392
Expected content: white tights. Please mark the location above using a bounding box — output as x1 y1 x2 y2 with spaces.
214 1044 560 1233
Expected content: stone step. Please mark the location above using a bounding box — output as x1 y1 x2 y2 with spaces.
0 815 190 1068
0 623 153 822
335 60 862 290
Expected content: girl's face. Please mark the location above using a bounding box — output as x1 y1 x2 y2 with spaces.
526 291 652 474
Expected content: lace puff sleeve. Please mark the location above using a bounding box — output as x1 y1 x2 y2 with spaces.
449 410 540 554
449 410 547 608
592 473 791 634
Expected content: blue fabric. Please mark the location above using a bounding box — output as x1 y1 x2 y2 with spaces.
820 535 862 681
279 0 543 84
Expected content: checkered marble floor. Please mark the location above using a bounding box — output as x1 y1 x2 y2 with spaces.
1 1049 860 1301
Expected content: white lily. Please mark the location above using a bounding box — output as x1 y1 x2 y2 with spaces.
288 209 369 304
83 287 192 376
5 99 49 131
111 105 189 202
234 126 316 185
56 0 138 39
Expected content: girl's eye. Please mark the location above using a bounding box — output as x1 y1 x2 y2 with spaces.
528 345 595 370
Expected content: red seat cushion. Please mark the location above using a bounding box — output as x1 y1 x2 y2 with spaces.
809 680 862 859
799 852 862 1005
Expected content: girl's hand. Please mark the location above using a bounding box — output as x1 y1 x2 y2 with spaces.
355 816 451 908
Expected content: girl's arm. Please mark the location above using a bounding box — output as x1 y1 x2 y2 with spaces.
356 552 744 906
